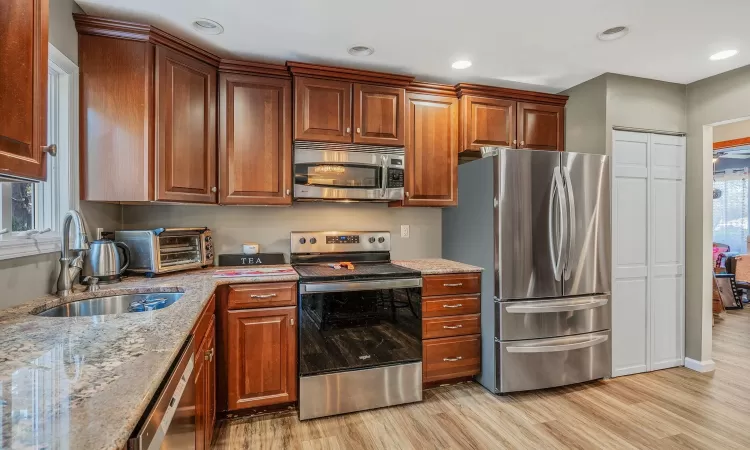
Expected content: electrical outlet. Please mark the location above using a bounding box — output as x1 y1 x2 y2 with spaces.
400 225 410 238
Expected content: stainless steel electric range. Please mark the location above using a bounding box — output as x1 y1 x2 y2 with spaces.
291 231 423 420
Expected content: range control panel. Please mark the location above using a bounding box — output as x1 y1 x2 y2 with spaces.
326 235 360 244
291 231 391 254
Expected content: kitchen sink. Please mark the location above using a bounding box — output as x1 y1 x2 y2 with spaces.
36 292 184 317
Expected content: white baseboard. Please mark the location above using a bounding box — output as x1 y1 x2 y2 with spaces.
684 357 715 373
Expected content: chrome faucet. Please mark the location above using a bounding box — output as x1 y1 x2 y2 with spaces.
56 210 90 297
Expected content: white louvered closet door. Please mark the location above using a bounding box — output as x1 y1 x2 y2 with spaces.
611 130 685 377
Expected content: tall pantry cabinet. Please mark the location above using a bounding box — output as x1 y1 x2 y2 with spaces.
611 130 686 377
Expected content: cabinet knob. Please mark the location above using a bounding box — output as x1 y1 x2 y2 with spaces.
42 144 57 156
285 188 291 196
346 127 351 134
204 348 214 362
290 318 295 325
520 141 525 148
357 127 361 134
405 192 409 197
211 187 217 193
512 139 518 146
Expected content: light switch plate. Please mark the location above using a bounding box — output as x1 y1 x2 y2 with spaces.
400 225 410 238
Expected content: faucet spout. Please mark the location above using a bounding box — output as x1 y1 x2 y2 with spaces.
56 210 89 297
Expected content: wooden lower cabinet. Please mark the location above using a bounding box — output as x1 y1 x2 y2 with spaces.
420 272 482 384
226 306 297 410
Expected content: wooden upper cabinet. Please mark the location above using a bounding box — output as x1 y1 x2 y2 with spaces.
294 77 352 143
219 73 292 205
353 84 405 146
517 102 564 151
0 0 49 181
226 306 297 410
460 96 515 151
403 92 458 206
156 46 217 202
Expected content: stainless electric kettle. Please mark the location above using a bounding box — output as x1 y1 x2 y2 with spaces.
84 239 131 284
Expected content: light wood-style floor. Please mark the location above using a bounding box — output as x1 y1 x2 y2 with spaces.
214 307 750 449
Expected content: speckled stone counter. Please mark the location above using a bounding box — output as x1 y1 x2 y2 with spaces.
0 266 297 450
393 258 483 275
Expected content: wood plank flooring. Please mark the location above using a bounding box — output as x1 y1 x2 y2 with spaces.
213 307 750 449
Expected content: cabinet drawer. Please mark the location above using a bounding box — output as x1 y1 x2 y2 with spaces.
423 334 480 383
423 314 480 339
422 294 480 317
422 273 480 296
227 282 297 309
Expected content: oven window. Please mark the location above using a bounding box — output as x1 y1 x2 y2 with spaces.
295 163 380 188
299 287 422 376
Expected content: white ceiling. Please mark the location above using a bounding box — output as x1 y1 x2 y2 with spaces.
76 0 750 93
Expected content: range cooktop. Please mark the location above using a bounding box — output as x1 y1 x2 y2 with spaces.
293 262 420 282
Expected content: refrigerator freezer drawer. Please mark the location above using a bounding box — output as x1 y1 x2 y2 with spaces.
497 295 610 341
497 330 610 393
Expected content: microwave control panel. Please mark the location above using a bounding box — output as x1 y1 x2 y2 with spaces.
387 168 404 188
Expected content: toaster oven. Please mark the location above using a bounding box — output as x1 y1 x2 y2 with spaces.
114 228 214 276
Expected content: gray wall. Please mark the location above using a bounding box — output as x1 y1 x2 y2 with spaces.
686 64 750 362
561 74 607 155
49 0 83 64
121 204 442 261
604 73 688 155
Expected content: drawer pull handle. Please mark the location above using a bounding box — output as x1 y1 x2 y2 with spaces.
443 356 463 362
443 283 463 287
442 304 463 308
443 324 463 329
250 293 277 299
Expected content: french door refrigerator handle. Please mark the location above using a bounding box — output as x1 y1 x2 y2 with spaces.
548 167 568 281
562 166 576 280
505 296 608 314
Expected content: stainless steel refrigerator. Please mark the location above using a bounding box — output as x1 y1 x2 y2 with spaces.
443 149 610 394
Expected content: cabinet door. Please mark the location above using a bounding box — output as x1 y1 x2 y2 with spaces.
219 74 292 205
460 96 515 151
403 93 457 206
517 102 564 151
353 84 405 146
294 77 352 143
0 0 49 181
227 307 297 410
155 46 217 203
204 319 216 448
194 332 209 450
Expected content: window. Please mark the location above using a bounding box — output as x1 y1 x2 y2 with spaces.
0 45 78 260
713 169 749 254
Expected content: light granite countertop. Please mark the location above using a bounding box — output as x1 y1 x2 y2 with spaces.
0 266 298 450
393 258 483 275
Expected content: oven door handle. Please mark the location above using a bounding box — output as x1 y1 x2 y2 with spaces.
300 278 422 294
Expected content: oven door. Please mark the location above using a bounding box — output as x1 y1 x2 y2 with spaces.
298 278 422 377
294 148 404 201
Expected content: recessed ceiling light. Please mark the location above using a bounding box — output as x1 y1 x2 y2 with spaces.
348 45 375 56
452 60 472 69
597 26 629 41
192 18 224 35
710 50 738 61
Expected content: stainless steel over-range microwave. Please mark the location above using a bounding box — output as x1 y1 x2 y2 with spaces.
293 141 405 201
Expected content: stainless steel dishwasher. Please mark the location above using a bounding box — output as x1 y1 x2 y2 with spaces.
129 337 196 450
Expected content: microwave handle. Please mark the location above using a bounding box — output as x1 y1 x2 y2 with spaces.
380 155 388 198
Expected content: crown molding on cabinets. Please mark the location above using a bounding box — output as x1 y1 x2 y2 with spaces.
287 61 415 87
406 81 457 97
218 59 289 78
73 14 221 67
455 83 568 106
